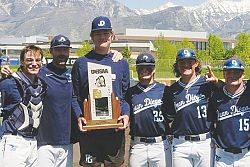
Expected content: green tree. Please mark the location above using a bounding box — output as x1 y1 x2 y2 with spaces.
43 48 52 58
76 41 93 57
224 48 236 59
234 33 250 64
154 35 176 59
208 34 225 60
176 38 195 50
121 45 132 60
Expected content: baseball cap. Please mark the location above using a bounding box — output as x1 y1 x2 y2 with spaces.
50 34 71 48
223 58 244 70
136 53 155 66
176 48 196 61
91 16 112 32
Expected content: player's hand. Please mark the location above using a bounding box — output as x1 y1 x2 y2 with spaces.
78 116 87 132
117 115 129 130
1 65 13 78
111 50 123 62
204 65 218 83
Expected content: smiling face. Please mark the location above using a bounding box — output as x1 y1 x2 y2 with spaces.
20 45 43 77
224 69 245 86
91 29 114 53
177 58 198 77
136 65 155 84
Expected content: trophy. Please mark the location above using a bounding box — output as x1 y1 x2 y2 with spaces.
82 62 123 130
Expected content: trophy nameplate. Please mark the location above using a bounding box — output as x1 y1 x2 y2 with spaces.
82 62 123 130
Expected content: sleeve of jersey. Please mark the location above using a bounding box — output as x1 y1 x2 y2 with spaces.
0 79 21 115
120 60 130 116
207 96 217 123
161 86 175 122
71 89 82 118
71 59 81 106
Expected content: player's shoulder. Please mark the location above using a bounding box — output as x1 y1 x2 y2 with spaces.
0 77 16 89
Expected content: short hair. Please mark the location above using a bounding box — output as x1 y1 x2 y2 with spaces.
20 45 43 62
172 59 202 77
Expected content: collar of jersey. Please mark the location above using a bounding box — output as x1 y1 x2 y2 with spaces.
178 75 200 90
137 82 157 92
223 84 246 99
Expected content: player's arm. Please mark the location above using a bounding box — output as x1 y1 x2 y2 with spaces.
71 89 87 132
71 60 82 106
205 65 224 87
161 86 176 123
117 61 130 129
207 94 218 132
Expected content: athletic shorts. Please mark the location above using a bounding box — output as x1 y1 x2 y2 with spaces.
79 130 125 167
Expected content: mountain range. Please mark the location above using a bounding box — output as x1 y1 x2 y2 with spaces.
0 0 249 41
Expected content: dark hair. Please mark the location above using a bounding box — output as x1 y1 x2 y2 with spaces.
20 45 43 62
172 59 202 77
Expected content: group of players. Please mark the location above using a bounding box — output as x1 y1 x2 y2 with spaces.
0 15 249 167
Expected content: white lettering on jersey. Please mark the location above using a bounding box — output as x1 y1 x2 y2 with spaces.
175 93 206 112
133 98 162 114
218 105 250 121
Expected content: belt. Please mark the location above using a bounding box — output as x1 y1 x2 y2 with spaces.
174 133 211 141
131 136 167 143
224 147 250 154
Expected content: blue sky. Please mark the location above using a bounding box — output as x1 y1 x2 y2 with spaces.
116 0 206 9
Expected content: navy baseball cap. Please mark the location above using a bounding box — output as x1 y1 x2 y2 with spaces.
91 16 112 32
176 48 196 61
50 34 71 48
136 53 155 66
223 58 244 70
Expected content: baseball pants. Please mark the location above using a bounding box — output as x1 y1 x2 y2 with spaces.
37 144 73 167
0 134 37 167
214 148 250 167
172 137 212 167
129 136 172 167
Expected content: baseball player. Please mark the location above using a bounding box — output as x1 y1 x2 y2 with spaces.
162 48 220 167
126 52 172 167
72 16 130 167
208 58 250 167
0 45 47 167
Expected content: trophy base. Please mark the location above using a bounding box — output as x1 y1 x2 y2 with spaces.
82 119 123 130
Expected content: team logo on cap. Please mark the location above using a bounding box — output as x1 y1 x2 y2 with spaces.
183 49 189 55
142 55 148 60
98 20 105 27
58 36 66 42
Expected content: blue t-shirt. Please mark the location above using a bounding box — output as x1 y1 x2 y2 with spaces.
37 63 81 146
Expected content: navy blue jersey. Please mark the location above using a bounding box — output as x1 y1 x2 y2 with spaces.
37 63 81 146
126 82 171 137
208 85 250 149
163 75 215 136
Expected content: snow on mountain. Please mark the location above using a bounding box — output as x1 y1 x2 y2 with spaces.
133 2 177 15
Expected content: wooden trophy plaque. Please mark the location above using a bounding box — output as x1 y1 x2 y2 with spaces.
82 62 123 130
